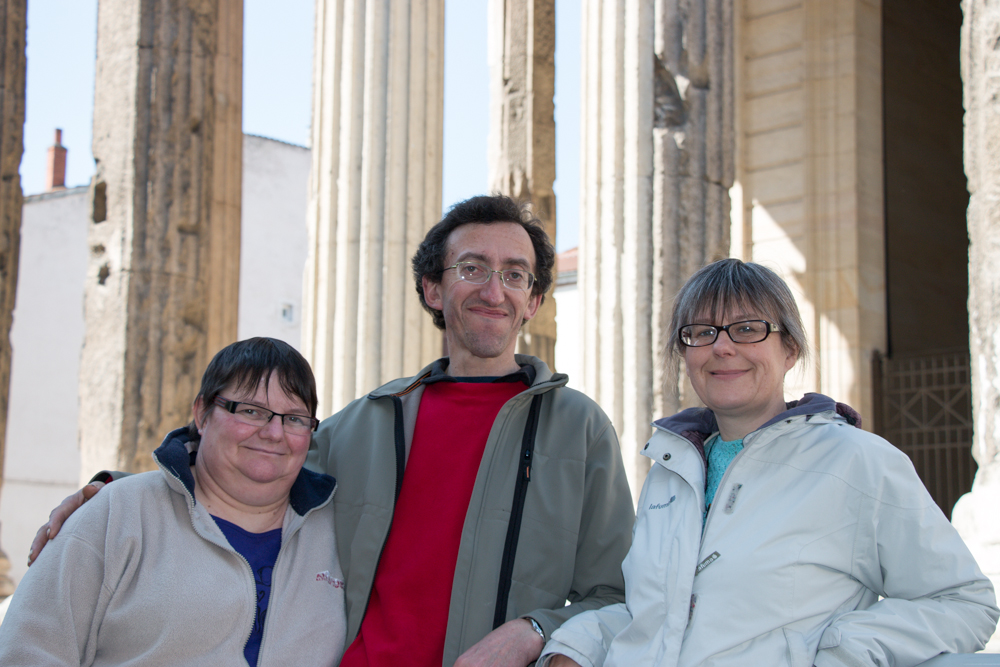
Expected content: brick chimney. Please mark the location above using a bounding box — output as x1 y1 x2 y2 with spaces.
45 129 67 190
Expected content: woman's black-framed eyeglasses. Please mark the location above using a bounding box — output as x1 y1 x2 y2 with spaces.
678 320 781 347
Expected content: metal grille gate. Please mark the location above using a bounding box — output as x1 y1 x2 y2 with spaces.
873 348 976 519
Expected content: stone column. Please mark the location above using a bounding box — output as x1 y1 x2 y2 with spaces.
0 0 25 598
303 0 444 417
487 0 557 368
79 0 243 475
580 0 733 499
953 0 1000 651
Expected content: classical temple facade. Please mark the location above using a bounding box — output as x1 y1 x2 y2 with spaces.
0 1 999 635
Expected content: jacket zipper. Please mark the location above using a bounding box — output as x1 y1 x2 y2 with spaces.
355 394 407 631
700 420 792 535
663 416 803 629
160 466 259 656
493 392 545 628
700 429 761 535
161 462 339 666
668 430 754 630
258 485 338 665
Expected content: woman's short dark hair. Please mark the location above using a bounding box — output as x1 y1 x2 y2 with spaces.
412 194 556 330
188 337 318 440
666 258 809 370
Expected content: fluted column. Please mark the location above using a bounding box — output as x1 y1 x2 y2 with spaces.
580 0 733 499
303 0 444 417
79 0 243 475
953 0 1000 651
487 0 557 368
0 0 25 598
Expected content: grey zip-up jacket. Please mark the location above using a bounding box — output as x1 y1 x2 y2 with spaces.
0 429 347 666
539 394 999 667
307 355 634 666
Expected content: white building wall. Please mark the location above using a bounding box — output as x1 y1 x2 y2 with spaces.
554 278 582 392
0 187 89 587
0 135 311 588
237 135 311 347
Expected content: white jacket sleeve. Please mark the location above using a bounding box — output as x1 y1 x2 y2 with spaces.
0 497 113 666
814 451 999 667
537 602 634 667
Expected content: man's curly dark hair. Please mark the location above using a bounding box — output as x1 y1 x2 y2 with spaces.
412 194 555 330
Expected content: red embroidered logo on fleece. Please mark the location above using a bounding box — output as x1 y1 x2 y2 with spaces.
316 571 345 588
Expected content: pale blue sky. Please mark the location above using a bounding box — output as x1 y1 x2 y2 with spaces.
21 1 579 251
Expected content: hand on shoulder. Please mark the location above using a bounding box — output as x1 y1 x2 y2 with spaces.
28 481 104 565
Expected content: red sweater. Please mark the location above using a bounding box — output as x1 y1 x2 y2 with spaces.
340 380 524 667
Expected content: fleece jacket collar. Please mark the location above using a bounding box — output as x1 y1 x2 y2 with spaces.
153 427 337 516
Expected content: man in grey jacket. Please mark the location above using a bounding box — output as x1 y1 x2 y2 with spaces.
31 195 635 667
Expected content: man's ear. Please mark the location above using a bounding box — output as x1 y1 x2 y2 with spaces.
422 275 444 310
521 292 543 323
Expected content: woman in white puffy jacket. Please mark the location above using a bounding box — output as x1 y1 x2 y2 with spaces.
540 259 999 667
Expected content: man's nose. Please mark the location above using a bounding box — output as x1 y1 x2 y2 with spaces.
478 271 505 303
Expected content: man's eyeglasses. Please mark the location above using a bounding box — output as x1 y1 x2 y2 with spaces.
444 261 535 292
213 396 319 435
678 320 781 347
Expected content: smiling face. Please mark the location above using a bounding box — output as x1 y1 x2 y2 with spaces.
421 222 542 375
193 373 312 506
684 310 798 440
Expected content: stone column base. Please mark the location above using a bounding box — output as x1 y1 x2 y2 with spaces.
953 480 1000 652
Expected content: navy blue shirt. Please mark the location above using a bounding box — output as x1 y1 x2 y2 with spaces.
212 516 282 667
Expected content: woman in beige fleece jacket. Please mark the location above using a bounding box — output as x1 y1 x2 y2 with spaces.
0 337 347 667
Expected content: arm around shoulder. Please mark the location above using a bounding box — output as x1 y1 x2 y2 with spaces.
27 479 108 565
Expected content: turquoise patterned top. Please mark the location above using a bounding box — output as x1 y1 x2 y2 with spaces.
704 434 745 517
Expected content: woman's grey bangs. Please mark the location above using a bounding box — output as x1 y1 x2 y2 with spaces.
667 258 809 364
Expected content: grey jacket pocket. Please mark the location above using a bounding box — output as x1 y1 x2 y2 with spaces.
784 627 812 667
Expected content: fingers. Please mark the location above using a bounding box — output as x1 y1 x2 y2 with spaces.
27 481 105 567
81 481 104 502
27 522 52 566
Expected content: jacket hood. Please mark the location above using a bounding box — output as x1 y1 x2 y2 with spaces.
153 427 337 516
366 354 568 399
652 392 863 440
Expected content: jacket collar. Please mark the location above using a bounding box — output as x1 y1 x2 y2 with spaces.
152 427 337 516
421 364 535 386
652 392 863 444
366 354 566 399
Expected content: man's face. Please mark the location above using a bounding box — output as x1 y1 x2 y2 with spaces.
422 222 542 366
